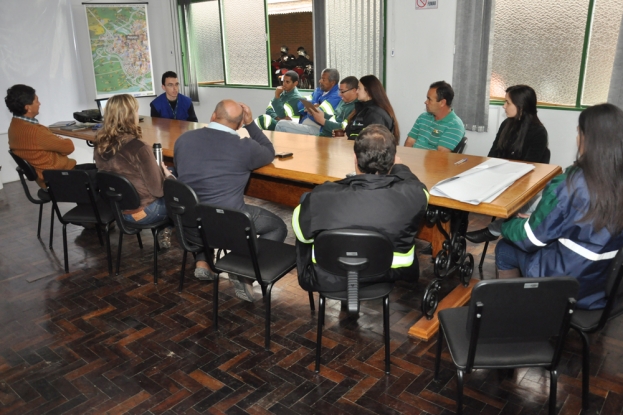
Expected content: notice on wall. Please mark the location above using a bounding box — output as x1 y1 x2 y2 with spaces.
415 0 438 10
85 4 156 99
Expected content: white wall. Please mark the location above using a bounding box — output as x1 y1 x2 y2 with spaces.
0 0 581 185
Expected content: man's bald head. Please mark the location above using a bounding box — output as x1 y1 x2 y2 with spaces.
212 99 244 129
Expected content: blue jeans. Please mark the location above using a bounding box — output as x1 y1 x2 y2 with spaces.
275 119 321 136
495 239 530 275
123 198 168 225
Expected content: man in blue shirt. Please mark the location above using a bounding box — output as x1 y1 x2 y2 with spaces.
150 71 198 122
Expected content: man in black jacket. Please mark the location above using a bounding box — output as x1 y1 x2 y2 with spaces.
292 124 429 292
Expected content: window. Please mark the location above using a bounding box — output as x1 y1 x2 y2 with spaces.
178 0 385 89
490 0 623 107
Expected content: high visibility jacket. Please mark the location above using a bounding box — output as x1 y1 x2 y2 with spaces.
293 164 429 292
266 87 302 121
319 99 356 137
297 84 341 125
501 167 623 309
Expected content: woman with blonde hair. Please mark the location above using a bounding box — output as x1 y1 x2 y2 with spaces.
94 94 174 247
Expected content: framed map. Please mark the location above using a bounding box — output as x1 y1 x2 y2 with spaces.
85 3 156 99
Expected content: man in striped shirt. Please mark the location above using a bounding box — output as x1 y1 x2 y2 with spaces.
404 81 465 152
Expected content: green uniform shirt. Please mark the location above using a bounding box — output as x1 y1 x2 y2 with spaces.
319 99 357 137
409 110 465 151
266 87 302 120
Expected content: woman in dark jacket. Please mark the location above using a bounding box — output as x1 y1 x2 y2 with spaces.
466 85 550 243
345 75 400 143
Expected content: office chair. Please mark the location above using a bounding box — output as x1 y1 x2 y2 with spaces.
453 136 468 154
97 171 172 283
43 169 115 274
8 150 54 246
569 247 623 410
312 229 395 374
435 277 578 415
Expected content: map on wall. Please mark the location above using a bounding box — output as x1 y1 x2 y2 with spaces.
85 4 156 99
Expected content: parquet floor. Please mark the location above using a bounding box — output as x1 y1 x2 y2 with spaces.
1 180 622 415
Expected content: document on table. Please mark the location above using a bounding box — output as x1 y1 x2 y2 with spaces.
430 159 535 205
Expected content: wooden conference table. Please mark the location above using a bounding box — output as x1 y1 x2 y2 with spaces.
52 117 562 339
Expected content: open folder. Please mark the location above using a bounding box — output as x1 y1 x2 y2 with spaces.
430 159 535 205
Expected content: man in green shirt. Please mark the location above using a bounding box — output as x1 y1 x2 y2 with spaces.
310 76 359 137
404 81 465 152
255 70 302 130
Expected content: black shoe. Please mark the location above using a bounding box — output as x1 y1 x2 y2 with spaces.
465 228 499 243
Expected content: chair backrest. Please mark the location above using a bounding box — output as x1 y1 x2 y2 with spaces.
453 136 468 154
163 179 200 228
468 277 578 342
596 247 623 329
9 150 38 182
314 229 394 278
96 171 141 212
195 204 257 255
43 169 97 205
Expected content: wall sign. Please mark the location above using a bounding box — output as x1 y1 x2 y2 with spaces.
416 0 438 10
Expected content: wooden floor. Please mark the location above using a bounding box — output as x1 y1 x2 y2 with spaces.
0 180 622 415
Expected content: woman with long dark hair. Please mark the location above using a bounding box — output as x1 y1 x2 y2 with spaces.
466 85 549 243
344 75 400 143
94 94 174 246
495 103 623 309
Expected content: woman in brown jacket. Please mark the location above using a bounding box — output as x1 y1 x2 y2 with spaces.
94 94 174 247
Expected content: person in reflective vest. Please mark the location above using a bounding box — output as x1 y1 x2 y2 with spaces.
255 70 302 131
293 124 429 292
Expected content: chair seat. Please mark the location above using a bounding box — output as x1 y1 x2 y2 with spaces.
571 309 605 332
215 239 296 284
122 217 172 231
63 201 114 224
323 282 394 301
37 188 51 202
440 307 557 370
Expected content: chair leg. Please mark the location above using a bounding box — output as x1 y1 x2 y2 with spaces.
478 240 489 271
213 274 220 331
116 232 124 275
37 204 43 239
456 369 464 415
49 205 54 249
264 283 274 351
152 229 159 284
179 250 188 292
549 369 558 415
95 223 104 246
136 232 143 249
104 226 112 275
315 295 325 373
383 295 390 374
578 330 591 410
62 224 69 274
308 291 315 311
434 324 444 380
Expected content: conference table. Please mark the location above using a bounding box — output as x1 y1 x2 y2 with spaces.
52 117 562 340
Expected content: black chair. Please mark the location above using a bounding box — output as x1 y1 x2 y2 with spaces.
163 179 205 291
8 150 54 246
570 247 623 410
196 203 303 349
453 136 468 154
313 229 395 374
43 169 115 274
97 171 172 283
434 277 578 415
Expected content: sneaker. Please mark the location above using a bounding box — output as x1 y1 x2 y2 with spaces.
159 228 172 249
194 266 216 281
229 274 255 302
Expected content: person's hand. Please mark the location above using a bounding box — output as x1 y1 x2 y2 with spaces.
275 86 283 99
310 107 325 125
283 116 292 121
516 213 530 219
239 103 253 125
161 163 173 178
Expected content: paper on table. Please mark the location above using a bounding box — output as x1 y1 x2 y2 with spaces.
430 159 535 205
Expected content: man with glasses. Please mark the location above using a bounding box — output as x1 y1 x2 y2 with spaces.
310 76 359 137
274 68 342 136
150 71 199 122
404 80 464 152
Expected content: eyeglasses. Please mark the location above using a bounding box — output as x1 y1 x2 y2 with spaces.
339 87 355 94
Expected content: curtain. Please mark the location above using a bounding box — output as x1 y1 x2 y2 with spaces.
608 15 623 109
452 0 495 132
